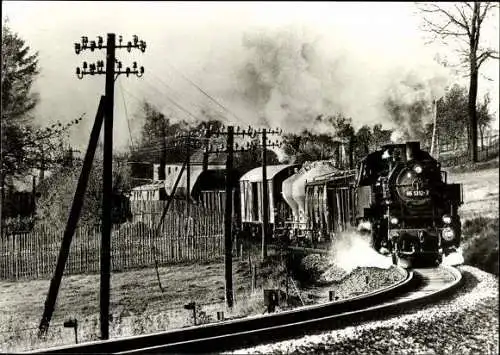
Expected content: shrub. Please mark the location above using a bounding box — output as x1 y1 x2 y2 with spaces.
462 216 499 276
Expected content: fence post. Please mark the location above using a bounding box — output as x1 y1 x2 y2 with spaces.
15 235 20 280
252 264 257 293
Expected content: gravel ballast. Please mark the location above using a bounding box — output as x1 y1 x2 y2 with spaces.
296 254 405 304
230 265 499 354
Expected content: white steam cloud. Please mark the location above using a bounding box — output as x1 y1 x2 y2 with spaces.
326 231 393 273
442 247 465 266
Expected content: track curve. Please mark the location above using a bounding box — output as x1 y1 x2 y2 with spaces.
30 266 461 354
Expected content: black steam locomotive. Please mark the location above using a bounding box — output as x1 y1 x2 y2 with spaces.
355 141 462 265
244 141 463 267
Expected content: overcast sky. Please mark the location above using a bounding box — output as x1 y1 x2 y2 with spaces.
3 1 499 151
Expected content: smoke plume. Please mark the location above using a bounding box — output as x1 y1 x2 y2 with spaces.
195 24 450 138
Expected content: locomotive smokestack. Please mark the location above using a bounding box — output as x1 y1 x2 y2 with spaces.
406 141 420 161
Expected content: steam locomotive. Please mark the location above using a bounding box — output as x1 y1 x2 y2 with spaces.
240 141 463 266
354 141 462 265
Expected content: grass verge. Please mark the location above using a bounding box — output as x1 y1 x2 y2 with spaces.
461 216 499 276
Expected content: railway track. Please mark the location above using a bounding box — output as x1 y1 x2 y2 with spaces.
31 266 461 354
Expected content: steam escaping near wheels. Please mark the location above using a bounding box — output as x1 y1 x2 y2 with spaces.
442 248 465 266
326 231 393 273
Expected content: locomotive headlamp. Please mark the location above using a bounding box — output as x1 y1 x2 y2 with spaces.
413 165 423 174
390 217 399 225
442 215 452 224
442 227 455 241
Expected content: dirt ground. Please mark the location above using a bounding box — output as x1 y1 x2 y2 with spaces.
0 260 256 332
447 167 499 220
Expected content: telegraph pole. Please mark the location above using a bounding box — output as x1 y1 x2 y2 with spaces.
186 131 191 218
0 169 4 238
74 34 146 340
251 128 282 260
199 124 282 305
224 126 234 308
201 124 251 308
261 129 269 259
100 33 116 341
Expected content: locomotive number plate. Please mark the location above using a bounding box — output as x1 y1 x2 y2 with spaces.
405 189 430 197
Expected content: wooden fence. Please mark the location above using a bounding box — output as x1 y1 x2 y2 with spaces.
437 134 499 167
0 206 225 280
130 192 228 226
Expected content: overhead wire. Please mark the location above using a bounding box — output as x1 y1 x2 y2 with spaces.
118 78 135 150
146 70 208 118
139 75 203 123
118 76 188 125
119 62 240 171
163 60 245 123
119 84 196 154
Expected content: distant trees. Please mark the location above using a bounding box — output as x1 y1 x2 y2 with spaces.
417 2 499 162
435 84 469 147
1 21 81 231
281 115 392 167
129 101 189 185
425 83 494 152
1 20 40 179
129 101 271 184
477 93 494 149
36 145 132 228
1 21 82 179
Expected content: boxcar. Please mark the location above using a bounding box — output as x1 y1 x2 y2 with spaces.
239 164 300 237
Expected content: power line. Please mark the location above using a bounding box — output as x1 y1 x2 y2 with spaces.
118 79 135 150
139 76 203 123
131 76 200 123
120 83 197 135
164 60 244 123
146 70 208 117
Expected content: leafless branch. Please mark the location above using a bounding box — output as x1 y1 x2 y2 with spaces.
454 3 471 36
464 2 474 12
427 3 470 31
421 16 469 45
477 49 500 68
418 3 471 47
479 2 495 26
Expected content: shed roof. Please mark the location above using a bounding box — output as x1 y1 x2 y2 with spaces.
164 165 225 197
239 164 299 183
131 181 165 191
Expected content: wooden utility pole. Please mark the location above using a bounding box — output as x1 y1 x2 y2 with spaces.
201 125 281 304
100 33 116 341
31 175 36 218
261 129 269 259
159 119 167 180
39 34 146 339
186 132 191 218
200 124 251 308
251 127 281 260
430 99 437 157
0 170 4 238
224 126 234 308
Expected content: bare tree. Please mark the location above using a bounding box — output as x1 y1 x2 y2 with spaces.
417 2 499 162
